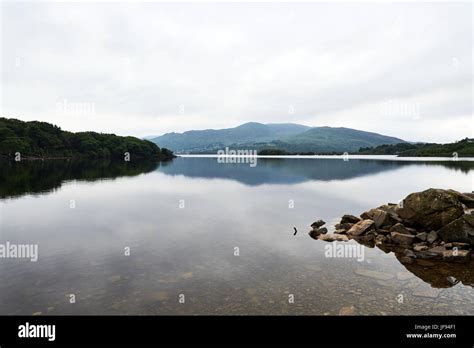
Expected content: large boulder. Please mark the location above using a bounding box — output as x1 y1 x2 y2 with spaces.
447 190 474 208
396 189 464 230
437 214 474 244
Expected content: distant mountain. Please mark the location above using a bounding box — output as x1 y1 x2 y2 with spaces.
150 122 406 154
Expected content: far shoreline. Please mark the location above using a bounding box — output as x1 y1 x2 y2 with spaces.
177 154 474 162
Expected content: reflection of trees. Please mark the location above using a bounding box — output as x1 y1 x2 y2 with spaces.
0 159 159 199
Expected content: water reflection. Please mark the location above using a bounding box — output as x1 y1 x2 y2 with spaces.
322 237 474 289
2 157 471 201
158 157 473 185
0 159 159 199
1 157 473 315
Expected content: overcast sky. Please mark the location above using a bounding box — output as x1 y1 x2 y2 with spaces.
1 1 472 142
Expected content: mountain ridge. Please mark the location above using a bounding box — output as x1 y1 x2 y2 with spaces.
150 122 406 154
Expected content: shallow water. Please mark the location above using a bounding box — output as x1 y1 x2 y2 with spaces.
0 157 473 315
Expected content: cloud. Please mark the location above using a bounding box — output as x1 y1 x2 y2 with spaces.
1 1 472 142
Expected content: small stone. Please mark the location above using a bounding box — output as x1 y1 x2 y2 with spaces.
416 246 446 259
108 275 121 283
390 232 415 245
309 227 328 239
318 233 349 242
390 223 412 235
354 269 394 280
347 219 375 236
334 229 347 234
427 231 438 244
311 220 326 228
341 214 361 224
361 209 395 228
414 245 429 252
416 232 428 241
339 305 356 315
181 272 193 279
375 234 386 245
335 222 354 231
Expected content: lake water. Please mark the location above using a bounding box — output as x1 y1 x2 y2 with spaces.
0 156 473 315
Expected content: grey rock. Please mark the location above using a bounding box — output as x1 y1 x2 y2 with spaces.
311 220 326 228
416 232 428 241
414 245 429 252
334 229 347 234
427 231 438 244
390 223 412 235
448 190 474 208
375 234 386 245
309 227 328 239
390 232 416 245
360 208 396 229
318 233 349 242
335 222 354 231
396 188 464 230
347 219 375 236
340 214 361 224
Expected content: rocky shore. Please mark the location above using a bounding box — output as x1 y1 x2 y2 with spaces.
309 188 474 263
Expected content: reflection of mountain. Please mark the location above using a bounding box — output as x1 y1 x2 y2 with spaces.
0 160 159 199
1 157 472 199
157 157 474 186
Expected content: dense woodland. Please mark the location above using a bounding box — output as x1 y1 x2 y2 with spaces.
259 139 474 157
358 139 474 157
0 118 175 160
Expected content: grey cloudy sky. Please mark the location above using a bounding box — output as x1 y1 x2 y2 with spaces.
1 1 472 142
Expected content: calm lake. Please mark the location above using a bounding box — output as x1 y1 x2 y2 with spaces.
1 156 473 315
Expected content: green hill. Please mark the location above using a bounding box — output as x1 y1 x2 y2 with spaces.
151 122 405 154
0 117 175 160
358 139 474 157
